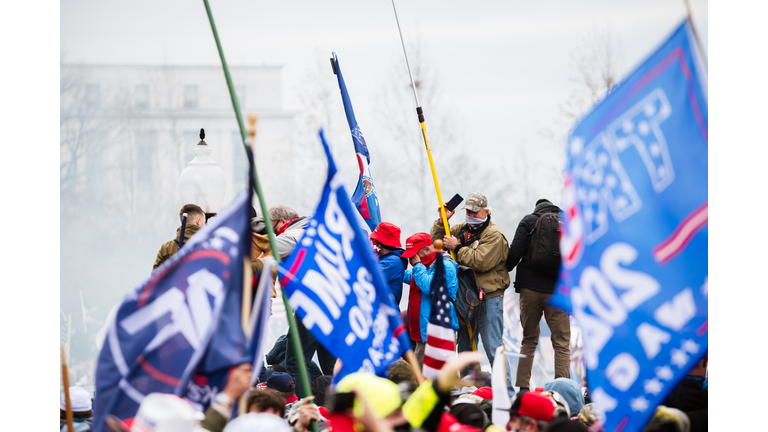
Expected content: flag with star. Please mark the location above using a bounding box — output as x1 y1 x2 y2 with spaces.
422 250 456 380
331 52 382 232
550 20 707 432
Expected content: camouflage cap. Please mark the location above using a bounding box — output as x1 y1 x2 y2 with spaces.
461 193 488 212
387 359 417 385
577 403 600 426
646 406 690 432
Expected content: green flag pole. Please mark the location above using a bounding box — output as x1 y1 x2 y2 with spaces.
201 0 317 421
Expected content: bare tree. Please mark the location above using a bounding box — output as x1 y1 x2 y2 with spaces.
560 27 623 122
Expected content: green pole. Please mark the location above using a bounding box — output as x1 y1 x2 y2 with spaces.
201 0 317 422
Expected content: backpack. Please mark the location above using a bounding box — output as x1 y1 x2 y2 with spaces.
451 265 485 349
526 211 562 277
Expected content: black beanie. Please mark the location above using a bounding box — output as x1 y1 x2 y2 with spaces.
536 198 552 206
450 403 488 429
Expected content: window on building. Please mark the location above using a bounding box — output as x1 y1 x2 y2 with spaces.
85 84 100 109
235 85 246 110
232 131 248 195
135 85 149 109
184 85 198 109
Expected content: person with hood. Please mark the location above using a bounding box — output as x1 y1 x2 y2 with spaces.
506 199 571 392
152 203 206 272
370 222 408 305
402 232 459 367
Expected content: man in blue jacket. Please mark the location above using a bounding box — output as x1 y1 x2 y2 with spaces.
370 222 408 306
403 232 459 367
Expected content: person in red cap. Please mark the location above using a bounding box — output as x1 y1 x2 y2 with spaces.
507 391 562 432
402 232 459 367
370 222 408 305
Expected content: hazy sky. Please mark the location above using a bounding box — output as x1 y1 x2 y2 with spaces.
61 0 708 165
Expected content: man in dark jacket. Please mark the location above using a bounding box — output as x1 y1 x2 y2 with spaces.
370 221 407 305
152 203 206 272
663 354 707 432
506 198 571 391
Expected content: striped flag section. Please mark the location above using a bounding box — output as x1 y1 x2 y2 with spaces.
652 201 708 264
422 251 456 380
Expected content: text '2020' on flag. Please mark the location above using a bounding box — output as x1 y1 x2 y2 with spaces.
551 20 707 432
93 191 259 431
332 52 382 232
422 250 456 380
279 128 409 382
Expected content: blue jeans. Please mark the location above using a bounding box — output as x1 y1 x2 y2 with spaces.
457 295 514 396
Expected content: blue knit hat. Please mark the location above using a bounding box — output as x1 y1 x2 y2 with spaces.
544 378 585 415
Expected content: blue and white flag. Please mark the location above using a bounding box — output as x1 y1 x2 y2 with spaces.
93 191 253 430
551 20 707 432
332 52 382 232
279 129 409 383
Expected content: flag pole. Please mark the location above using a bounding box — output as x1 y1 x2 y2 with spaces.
61 346 74 432
682 0 707 69
201 1 316 425
390 0 455 262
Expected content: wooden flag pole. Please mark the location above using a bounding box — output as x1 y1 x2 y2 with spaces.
61 346 74 432
237 115 259 417
405 350 423 383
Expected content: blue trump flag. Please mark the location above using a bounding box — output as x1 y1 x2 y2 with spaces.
93 191 254 430
332 52 382 232
552 20 707 432
279 129 410 382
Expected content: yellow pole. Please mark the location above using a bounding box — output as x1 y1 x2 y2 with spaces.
419 121 456 261
391 0 455 260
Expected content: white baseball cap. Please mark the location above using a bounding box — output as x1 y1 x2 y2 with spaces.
130 393 205 432
223 413 291 432
60 386 92 412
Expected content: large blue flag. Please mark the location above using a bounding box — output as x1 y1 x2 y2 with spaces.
551 20 707 432
279 129 409 382
332 52 382 232
93 191 254 430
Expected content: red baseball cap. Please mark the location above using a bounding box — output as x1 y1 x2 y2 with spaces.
472 386 493 400
510 391 556 422
370 222 402 248
402 233 433 258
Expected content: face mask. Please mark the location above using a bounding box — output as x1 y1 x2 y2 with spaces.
466 215 487 228
372 240 381 254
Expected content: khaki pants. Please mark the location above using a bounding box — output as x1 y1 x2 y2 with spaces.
515 288 571 388
412 340 426 368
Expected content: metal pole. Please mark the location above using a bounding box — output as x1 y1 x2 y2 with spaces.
201 2 316 427
390 0 456 261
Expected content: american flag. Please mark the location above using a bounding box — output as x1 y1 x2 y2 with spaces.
422 251 456 380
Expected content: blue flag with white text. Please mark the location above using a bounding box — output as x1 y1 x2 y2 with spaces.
551 20 707 432
332 52 382 232
93 191 253 430
279 128 409 383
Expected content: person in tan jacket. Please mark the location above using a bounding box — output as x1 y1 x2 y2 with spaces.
152 204 207 272
430 192 513 395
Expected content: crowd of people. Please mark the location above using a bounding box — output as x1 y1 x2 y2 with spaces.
61 352 707 431
62 193 707 431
